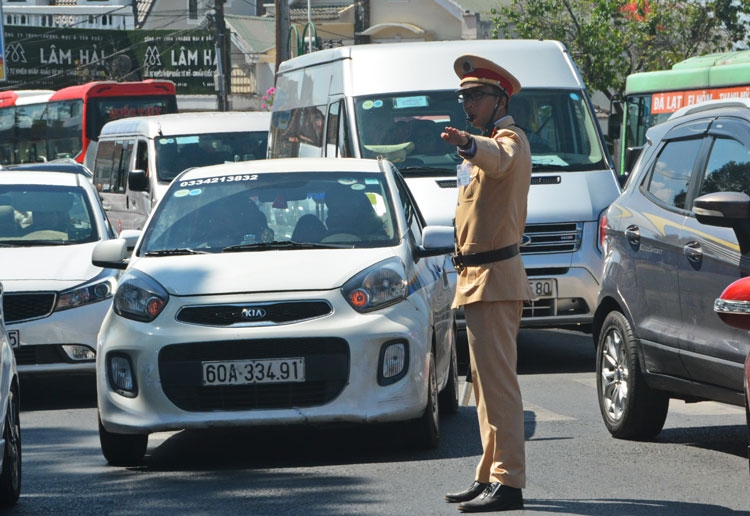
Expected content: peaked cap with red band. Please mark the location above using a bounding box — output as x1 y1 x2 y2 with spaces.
453 54 521 97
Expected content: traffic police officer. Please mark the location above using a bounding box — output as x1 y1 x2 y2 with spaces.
441 54 533 513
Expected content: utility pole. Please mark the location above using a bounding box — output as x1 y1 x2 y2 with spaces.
355 0 370 45
214 0 229 111
275 0 290 73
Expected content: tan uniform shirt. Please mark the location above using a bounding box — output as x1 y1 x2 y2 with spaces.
453 116 534 308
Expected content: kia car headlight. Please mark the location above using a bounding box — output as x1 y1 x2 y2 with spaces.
342 258 407 313
113 270 169 322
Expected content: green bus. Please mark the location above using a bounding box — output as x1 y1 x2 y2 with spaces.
609 50 750 175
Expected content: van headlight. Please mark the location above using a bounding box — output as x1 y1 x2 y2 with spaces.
113 270 169 322
342 258 407 313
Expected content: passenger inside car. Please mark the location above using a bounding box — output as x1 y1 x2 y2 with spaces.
0 206 20 237
292 214 327 243
324 185 387 240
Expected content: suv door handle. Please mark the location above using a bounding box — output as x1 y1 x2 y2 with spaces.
683 241 703 262
624 225 640 245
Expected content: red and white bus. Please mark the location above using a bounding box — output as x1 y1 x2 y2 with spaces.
0 80 178 166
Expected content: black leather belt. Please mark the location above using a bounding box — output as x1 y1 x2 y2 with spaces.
452 243 519 271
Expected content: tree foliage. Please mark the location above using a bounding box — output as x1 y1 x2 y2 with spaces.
491 0 750 100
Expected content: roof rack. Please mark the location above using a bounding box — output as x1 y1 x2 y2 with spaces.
669 98 750 120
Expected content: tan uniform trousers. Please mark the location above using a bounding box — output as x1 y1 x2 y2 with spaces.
465 299 526 488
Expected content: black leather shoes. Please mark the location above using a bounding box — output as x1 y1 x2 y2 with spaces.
445 481 489 503
457 482 524 513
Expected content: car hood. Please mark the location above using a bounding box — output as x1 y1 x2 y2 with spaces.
403 170 620 226
131 247 400 296
0 241 103 290
527 170 620 223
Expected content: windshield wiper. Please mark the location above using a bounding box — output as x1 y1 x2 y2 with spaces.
0 239 70 246
144 248 209 256
223 241 341 252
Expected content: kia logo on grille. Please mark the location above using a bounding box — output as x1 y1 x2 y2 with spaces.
241 307 268 320
521 234 532 247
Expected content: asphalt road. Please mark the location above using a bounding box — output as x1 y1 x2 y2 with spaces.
11 329 750 515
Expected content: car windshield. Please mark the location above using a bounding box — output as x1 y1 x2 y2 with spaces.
354 88 606 173
139 169 399 254
155 131 270 182
0 184 98 245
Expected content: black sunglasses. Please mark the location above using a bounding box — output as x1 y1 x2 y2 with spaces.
457 90 499 104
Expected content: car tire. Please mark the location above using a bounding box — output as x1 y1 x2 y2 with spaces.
0 383 21 507
99 414 148 466
596 311 669 440
438 339 459 414
407 352 440 449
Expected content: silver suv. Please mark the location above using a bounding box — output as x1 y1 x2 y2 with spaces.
593 99 750 439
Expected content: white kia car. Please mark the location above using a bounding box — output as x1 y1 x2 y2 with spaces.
0 283 21 507
93 157 458 466
0 168 118 375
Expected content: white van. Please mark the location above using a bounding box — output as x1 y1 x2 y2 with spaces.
269 40 620 335
93 111 270 232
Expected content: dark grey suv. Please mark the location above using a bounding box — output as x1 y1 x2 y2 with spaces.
593 99 750 439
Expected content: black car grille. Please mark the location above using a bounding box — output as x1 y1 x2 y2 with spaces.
3 293 55 323
159 337 350 411
176 301 332 326
521 223 582 254
13 344 66 366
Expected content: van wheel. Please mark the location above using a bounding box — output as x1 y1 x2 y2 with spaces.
99 414 148 466
596 311 669 440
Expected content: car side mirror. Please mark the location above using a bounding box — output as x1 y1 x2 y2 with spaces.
694 191 750 256
714 276 750 330
607 112 621 142
623 146 643 175
414 225 454 259
92 239 130 270
128 169 149 192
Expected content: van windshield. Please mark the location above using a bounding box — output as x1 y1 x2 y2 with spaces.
155 131 269 182
354 89 606 174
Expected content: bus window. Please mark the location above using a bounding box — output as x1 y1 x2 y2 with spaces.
47 100 83 160
86 96 175 142
15 103 48 163
0 81 177 167
0 108 14 164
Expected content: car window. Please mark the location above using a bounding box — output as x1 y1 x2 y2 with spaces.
698 136 750 197
140 171 399 253
644 138 701 210
394 173 422 244
0 185 97 244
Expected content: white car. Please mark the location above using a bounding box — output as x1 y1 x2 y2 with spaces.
93 157 458 465
0 168 118 375
0 283 21 507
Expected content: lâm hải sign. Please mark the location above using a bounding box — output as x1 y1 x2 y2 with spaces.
2 27 219 94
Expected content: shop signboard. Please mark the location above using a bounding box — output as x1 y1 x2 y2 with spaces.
2 27 217 94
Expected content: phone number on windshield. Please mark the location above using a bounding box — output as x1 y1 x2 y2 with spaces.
179 174 258 187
